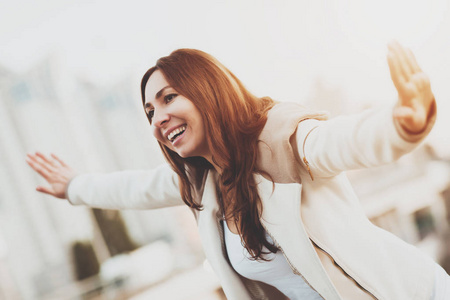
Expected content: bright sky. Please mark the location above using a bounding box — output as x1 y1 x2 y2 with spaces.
1 0 449 148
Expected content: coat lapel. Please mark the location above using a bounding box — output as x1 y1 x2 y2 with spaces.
197 170 252 299
256 174 342 300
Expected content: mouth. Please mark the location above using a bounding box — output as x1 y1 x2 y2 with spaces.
167 125 187 143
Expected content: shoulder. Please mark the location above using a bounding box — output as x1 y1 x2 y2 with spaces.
263 102 328 138
257 102 328 183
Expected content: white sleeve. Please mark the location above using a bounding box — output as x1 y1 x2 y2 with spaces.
66 164 183 209
296 106 434 179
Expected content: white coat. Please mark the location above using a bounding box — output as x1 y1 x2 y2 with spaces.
67 102 437 299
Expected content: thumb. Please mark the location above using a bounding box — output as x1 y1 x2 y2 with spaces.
393 106 415 121
393 106 427 134
36 186 56 197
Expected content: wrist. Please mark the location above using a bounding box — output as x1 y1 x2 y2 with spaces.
394 98 436 142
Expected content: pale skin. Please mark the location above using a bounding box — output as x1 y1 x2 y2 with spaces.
26 152 77 199
26 41 435 200
388 41 435 134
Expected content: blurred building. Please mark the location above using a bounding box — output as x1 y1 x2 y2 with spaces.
0 55 217 300
349 147 450 267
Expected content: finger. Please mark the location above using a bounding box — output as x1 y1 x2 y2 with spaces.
393 106 427 133
26 156 41 172
36 186 56 196
26 158 53 180
393 106 415 120
393 107 416 131
26 153 37 166
26 152 40 162
388 41 412 80
27 153 50 170
396 43 415 78
33 158 55 175
31 153 56 174
51 153 67 167
387 52 406 93
36 152 57 167
411 73 425 91
405 49 422 73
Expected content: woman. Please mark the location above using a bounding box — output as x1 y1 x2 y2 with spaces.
27 42 449 299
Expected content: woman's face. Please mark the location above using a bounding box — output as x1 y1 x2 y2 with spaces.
144 70 210 159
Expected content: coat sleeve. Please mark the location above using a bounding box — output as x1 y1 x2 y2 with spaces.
296 103 436 179
66 164 184 209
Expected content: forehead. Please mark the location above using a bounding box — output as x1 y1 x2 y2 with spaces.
144 70 169 106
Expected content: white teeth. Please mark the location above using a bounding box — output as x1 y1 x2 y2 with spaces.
167 125 187 142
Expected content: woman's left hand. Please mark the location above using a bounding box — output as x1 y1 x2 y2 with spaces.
387 41 435 134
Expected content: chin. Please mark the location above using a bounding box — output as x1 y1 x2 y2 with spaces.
173 149 191 158
176 148 203 159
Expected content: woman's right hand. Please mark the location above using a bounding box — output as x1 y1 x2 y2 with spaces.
26 152 78 199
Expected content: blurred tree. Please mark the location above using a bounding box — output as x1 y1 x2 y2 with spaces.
92 209 138 256
71 241 100 280
440 185 450 273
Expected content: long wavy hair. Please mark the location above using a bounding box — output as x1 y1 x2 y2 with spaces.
141 49 278 260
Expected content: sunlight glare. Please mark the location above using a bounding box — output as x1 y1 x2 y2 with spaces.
337 0 447 47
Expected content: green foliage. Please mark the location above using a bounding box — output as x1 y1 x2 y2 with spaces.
92 209 138 256
71 241 100 281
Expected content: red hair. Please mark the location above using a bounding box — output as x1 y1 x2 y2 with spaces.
141 49 277 260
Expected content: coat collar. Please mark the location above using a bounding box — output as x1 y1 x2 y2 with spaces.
257 102 328 184
196 170 253 298
256 174 341 299
196 170 341 300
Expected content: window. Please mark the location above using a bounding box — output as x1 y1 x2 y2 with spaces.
414 207 435 240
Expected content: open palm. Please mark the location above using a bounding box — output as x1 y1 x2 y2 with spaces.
387 41 435 134
26 152 77 199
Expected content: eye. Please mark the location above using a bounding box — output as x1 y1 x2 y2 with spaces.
146 109 154 123
164 93 177 103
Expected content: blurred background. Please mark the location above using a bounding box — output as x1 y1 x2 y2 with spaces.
1 0 450 299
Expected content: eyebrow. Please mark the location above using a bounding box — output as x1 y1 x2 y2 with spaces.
144 85 171 109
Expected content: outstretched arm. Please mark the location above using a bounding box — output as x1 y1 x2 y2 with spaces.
26 152 183 209
66 164 183 210
26 152 77 199
296 42 436 179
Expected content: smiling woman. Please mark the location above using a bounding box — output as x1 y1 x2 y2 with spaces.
26 43 449 299
143 70 209 160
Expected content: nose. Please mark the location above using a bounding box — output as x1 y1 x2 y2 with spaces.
152 109 170 128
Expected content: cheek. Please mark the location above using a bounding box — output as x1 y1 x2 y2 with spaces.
152 127 165 143
196 114 207 136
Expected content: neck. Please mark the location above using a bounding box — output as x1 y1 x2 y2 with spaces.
204 154 222 175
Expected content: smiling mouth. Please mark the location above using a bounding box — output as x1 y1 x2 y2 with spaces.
167 125 187 143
